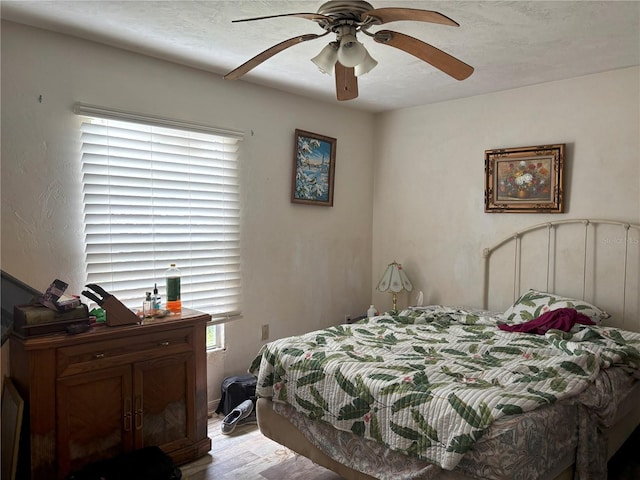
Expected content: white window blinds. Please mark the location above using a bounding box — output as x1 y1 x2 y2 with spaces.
77 105 243 321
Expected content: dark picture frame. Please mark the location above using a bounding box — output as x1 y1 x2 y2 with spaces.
484 144 565 213
291 129 336 206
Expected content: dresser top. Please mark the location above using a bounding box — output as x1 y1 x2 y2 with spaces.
10 307 210 349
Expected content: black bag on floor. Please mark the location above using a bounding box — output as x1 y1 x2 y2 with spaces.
65 446 182 480
215 374 257 415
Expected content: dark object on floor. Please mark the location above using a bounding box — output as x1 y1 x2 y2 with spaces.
608 425 640 480
215 374 257 415
65 446 181 480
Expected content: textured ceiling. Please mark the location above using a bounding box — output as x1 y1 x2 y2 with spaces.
2 1 639 112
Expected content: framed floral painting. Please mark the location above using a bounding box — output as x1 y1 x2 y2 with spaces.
291 129 336 206
484 144 565 213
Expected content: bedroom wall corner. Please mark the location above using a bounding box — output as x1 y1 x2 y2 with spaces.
371 66 640 313
1 20 375 401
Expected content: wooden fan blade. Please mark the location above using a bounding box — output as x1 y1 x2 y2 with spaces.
363 8 459 27
232 12 331 23
335 63 358 101
374 30 474 80
225 33 326 80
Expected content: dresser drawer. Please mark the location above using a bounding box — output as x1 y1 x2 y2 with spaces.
57 327 193 377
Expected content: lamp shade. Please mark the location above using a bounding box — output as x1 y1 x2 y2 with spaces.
337 34 367 68
311 42 338 74
377 261 413 293
354 49 378 76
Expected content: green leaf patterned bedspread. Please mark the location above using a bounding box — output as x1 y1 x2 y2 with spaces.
248 306 640 470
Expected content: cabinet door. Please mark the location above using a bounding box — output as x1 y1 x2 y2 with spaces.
56 364 133 477
134 352 196 452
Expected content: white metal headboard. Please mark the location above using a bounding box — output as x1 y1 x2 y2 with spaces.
483 219 640 330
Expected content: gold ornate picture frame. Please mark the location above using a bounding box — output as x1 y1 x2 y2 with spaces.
484 144 565 213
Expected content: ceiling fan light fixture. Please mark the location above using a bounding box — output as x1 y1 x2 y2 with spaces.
354 49 377 76
226 4 474 101
337 34 367 68
311 42 339 74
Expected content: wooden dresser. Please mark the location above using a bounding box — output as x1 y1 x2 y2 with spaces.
9 308 212 479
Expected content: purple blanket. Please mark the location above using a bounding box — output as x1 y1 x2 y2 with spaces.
499 307 595 335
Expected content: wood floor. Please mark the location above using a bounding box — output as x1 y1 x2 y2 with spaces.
179 414 341 480
179 414 640 480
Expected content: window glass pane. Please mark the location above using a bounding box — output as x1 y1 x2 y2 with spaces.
206 324 222 351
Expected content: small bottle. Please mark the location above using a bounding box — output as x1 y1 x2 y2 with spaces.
367 305 377 318
166 264 182 313
152 283 161 313
143 292 153 317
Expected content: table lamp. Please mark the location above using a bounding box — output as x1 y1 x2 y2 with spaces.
376 261 413 313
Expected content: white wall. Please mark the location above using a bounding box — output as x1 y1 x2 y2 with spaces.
3 20 639 406
0 21 375 401
372 67 640 313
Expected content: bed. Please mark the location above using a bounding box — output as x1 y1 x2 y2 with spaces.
249 219 640 480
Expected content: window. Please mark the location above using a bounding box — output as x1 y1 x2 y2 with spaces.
77 104 243 349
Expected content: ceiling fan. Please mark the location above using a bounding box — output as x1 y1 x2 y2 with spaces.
224 0 474 101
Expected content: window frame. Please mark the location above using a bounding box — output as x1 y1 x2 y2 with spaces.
76 103 243 349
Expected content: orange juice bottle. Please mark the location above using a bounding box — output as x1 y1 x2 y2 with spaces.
165 264 182 313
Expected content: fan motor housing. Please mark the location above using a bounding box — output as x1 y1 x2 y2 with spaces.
317 1 374 21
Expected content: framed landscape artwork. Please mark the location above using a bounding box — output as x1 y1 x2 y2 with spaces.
291 129 336 206
484 144 565 213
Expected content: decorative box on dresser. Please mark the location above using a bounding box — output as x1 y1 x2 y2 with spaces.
9 308 212 480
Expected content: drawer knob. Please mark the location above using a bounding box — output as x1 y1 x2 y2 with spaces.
94 353 105 359
159 341 170 347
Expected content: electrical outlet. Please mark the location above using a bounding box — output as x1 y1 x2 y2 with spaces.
261 324 269 341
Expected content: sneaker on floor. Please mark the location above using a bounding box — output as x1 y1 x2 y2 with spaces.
221 400 254 435
236 412 257 428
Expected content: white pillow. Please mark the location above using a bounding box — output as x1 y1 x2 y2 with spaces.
501 289 610 324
